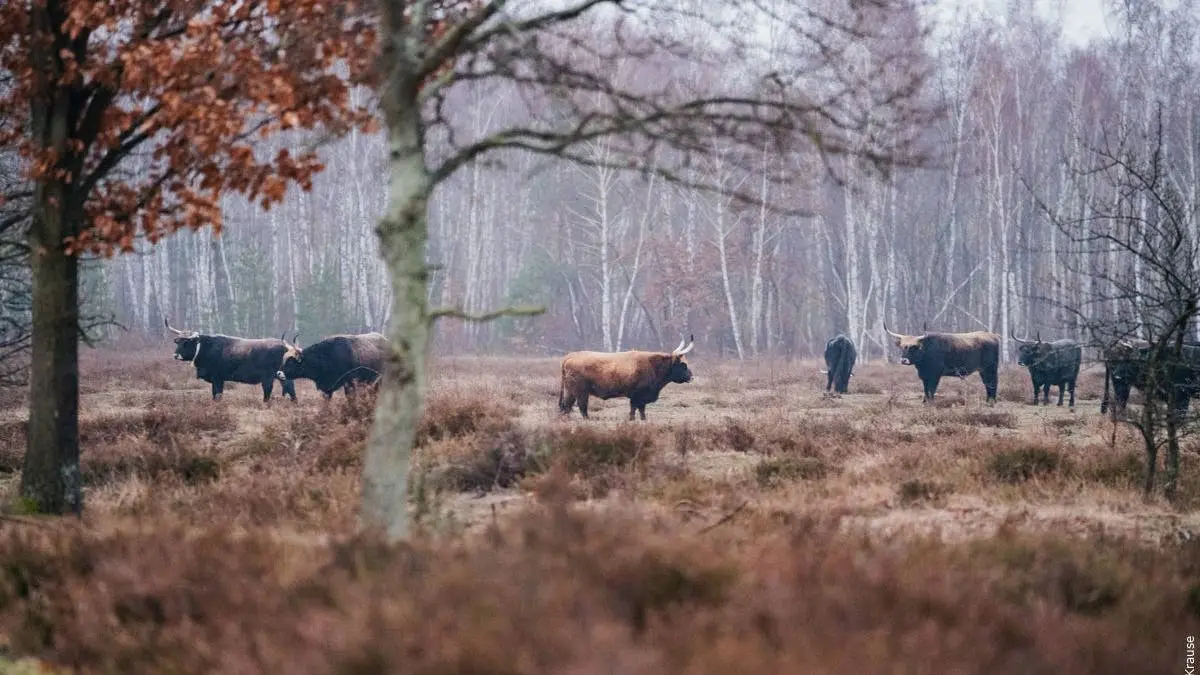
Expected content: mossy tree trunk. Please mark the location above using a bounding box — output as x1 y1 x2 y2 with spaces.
359 18 429 538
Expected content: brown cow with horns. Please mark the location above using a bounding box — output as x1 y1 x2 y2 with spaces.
559 335 695 421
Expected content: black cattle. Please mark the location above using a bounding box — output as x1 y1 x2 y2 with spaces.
1012 333 1082 408
277 332 391 399
885 324 1000 404
822 334 857 396
165 317 297 402
1101 339 1200 417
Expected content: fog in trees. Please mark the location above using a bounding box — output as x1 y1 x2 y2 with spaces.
49 0 1170 376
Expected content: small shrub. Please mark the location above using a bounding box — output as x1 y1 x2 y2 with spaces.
425 430 531 492
721 420 756 453
852 380 884 395
84 439 224 486
416 391 518 446
987 445 1069 484
1079 452 1144 489
547 426 656 477
897 479 951 505
755 456 828 487
959 410 1018 429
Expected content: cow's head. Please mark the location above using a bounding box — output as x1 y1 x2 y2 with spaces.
164 317 202 362
884 324 925 366
1012 331 1047 367
666 335 696 383
1106 339 1148 382
276 334 304 381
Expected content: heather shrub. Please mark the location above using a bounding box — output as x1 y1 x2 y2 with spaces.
0 509 1194 674
83 437 222 486
416 390 518 445
897 479 952 505
424 430 531 492
1078 451 1144 490
959 410 1018 429
986 443 1071 484
755 456 829 487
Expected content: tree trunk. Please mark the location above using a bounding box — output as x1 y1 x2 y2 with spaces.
361 69 428 540
22 187 82 515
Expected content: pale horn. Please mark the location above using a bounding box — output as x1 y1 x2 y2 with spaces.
164 316 197 338
674 334 695 356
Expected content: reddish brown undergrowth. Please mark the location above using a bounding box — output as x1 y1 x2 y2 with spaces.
0 503 1194 675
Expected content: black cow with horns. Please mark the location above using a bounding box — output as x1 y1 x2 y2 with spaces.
165 317 298 402
276 332 391 399
1012 332 1082 409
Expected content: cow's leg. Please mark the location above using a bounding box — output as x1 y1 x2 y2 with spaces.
923 375 939 403
322 390 334 401
1067 379 1076 410
628 400 638 421
284 378 297 402
212 380 224 401
578 393 589 418
1041 382 1050 406
982 367 998 405
560 392 577 416
1029 378 1038 405
262 377 275 403
825 371 833 393
1056 382 1065 406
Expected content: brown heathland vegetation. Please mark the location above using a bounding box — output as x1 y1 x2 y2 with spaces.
0 347 1196 673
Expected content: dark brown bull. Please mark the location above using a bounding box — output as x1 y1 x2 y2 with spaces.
559 335 695 421
884 324 1000 404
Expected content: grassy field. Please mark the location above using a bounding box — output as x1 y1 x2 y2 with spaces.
0 347 1196 673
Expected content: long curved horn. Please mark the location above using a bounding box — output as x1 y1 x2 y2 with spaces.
164 316 194 337
292 331 301 347
672 335 687 353
883 323 905 340
675 334 695 356
1010 330 1030 344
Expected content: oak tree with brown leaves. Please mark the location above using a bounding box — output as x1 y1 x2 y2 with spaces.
365 0 937 539
0 0 376 514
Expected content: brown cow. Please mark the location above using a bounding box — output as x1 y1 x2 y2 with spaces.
559 335 695 421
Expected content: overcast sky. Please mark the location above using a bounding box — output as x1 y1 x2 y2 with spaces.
934 0 1114 45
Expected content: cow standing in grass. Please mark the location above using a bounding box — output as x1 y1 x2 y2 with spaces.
276 332 390 400
165 317 298 402
884 325 1000 404
1101 339 1200 417
822 334 857 396
559 336 695 421
1012 333 1082 408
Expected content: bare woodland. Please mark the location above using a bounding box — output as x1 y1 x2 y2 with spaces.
32 1 1184 368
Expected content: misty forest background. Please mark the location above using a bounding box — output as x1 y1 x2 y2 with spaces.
16 0 1197 364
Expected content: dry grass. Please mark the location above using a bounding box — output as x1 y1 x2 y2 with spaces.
0 348 1194 673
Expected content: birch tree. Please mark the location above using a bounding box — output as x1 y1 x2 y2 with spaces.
366 0 936 539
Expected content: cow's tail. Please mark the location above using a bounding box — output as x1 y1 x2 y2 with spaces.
1101 360 1111 416
558 362 569 413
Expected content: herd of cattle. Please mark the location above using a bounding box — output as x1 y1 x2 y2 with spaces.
162 317 1200 421
164 318 388 401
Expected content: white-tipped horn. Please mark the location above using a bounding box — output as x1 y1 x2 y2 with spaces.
883 322 905 340
672 336 686 353
675 334 695 356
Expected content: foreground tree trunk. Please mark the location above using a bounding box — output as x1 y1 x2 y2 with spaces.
360 49 427 538
21 1 82 515
22 191 83 515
